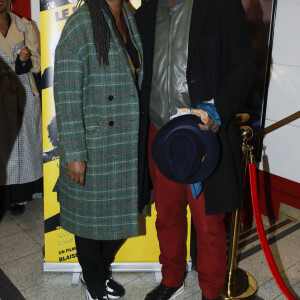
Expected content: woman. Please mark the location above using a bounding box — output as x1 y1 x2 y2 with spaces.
54 0 148 299
0 0 43 216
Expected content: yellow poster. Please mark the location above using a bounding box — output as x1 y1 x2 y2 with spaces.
41 0 191 269
41 1 80 264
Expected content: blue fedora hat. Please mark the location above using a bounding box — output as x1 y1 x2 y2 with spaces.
151 114 220 184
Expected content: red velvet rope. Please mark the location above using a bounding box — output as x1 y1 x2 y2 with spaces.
248 163 297 300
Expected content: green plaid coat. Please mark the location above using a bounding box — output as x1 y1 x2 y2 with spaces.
54 2 143 240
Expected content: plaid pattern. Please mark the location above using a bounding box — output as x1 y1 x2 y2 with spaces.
0 20 43 185
54 2 143 240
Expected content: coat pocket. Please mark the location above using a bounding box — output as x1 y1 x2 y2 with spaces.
85 123 103 140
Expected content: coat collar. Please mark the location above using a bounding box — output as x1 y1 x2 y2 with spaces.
135 0 158 81
123 2 144 89
0 14 24 61
103 1 143 89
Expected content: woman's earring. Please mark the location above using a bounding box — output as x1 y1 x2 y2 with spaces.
10 1 13 11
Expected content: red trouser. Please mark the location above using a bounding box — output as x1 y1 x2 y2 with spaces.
148 123 227 299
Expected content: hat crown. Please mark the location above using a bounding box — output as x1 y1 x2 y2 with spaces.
166 128 205 180
152 115 220 184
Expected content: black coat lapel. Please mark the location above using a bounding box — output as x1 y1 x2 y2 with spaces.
187 0 210 67
135 0 158 82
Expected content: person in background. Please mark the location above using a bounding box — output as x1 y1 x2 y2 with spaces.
135 0 255 299
0 0 43 217
54 0 149 299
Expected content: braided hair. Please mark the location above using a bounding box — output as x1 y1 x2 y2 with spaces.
80 0 115 66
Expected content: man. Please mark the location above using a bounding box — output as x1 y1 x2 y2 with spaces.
135 0 255 299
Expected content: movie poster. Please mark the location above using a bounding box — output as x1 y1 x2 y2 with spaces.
41 0 79 264
41 0 191 267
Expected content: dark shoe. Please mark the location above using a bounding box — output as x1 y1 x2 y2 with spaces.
86 289 108 300
81 274 125 299
10 204 25 215
202 294 220 300
105 276 125 299
145 283 184 300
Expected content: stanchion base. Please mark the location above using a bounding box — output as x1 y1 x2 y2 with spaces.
219 268 258 299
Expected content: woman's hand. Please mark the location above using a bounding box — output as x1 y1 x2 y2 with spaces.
67 161 87 187
19 47 32 62
198 116 220 133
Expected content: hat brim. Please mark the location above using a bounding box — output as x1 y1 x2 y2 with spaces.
152 115 220 184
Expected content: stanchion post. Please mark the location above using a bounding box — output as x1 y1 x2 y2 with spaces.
221 111 300 299
220 126 258 300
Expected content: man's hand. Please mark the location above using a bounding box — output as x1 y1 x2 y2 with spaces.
19 47 31 62
198 116 220 133
67 161 86 187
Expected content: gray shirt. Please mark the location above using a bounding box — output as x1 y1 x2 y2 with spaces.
149 0 194 130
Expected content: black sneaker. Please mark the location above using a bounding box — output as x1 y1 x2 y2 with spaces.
86 289 108 300
145 283 184 300
81 274 125 299
105 275 125 299
10 204 25 215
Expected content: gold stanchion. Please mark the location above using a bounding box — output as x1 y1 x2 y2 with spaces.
220 111 300 299
220 125 258 300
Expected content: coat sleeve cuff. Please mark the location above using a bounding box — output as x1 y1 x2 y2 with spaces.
64 149 88 163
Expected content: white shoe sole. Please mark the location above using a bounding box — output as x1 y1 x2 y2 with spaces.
106 295 120 299
169 284 184 300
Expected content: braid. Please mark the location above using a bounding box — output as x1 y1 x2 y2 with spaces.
84 0 114 66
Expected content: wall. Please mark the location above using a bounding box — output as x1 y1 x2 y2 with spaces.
31 0 40 29
259 0 300 183
252 0 300 220
12 0 31 19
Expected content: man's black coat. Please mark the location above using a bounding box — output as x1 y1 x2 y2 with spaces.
136 0 255 214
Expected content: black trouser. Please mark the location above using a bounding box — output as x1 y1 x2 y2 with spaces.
75 235 125 294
